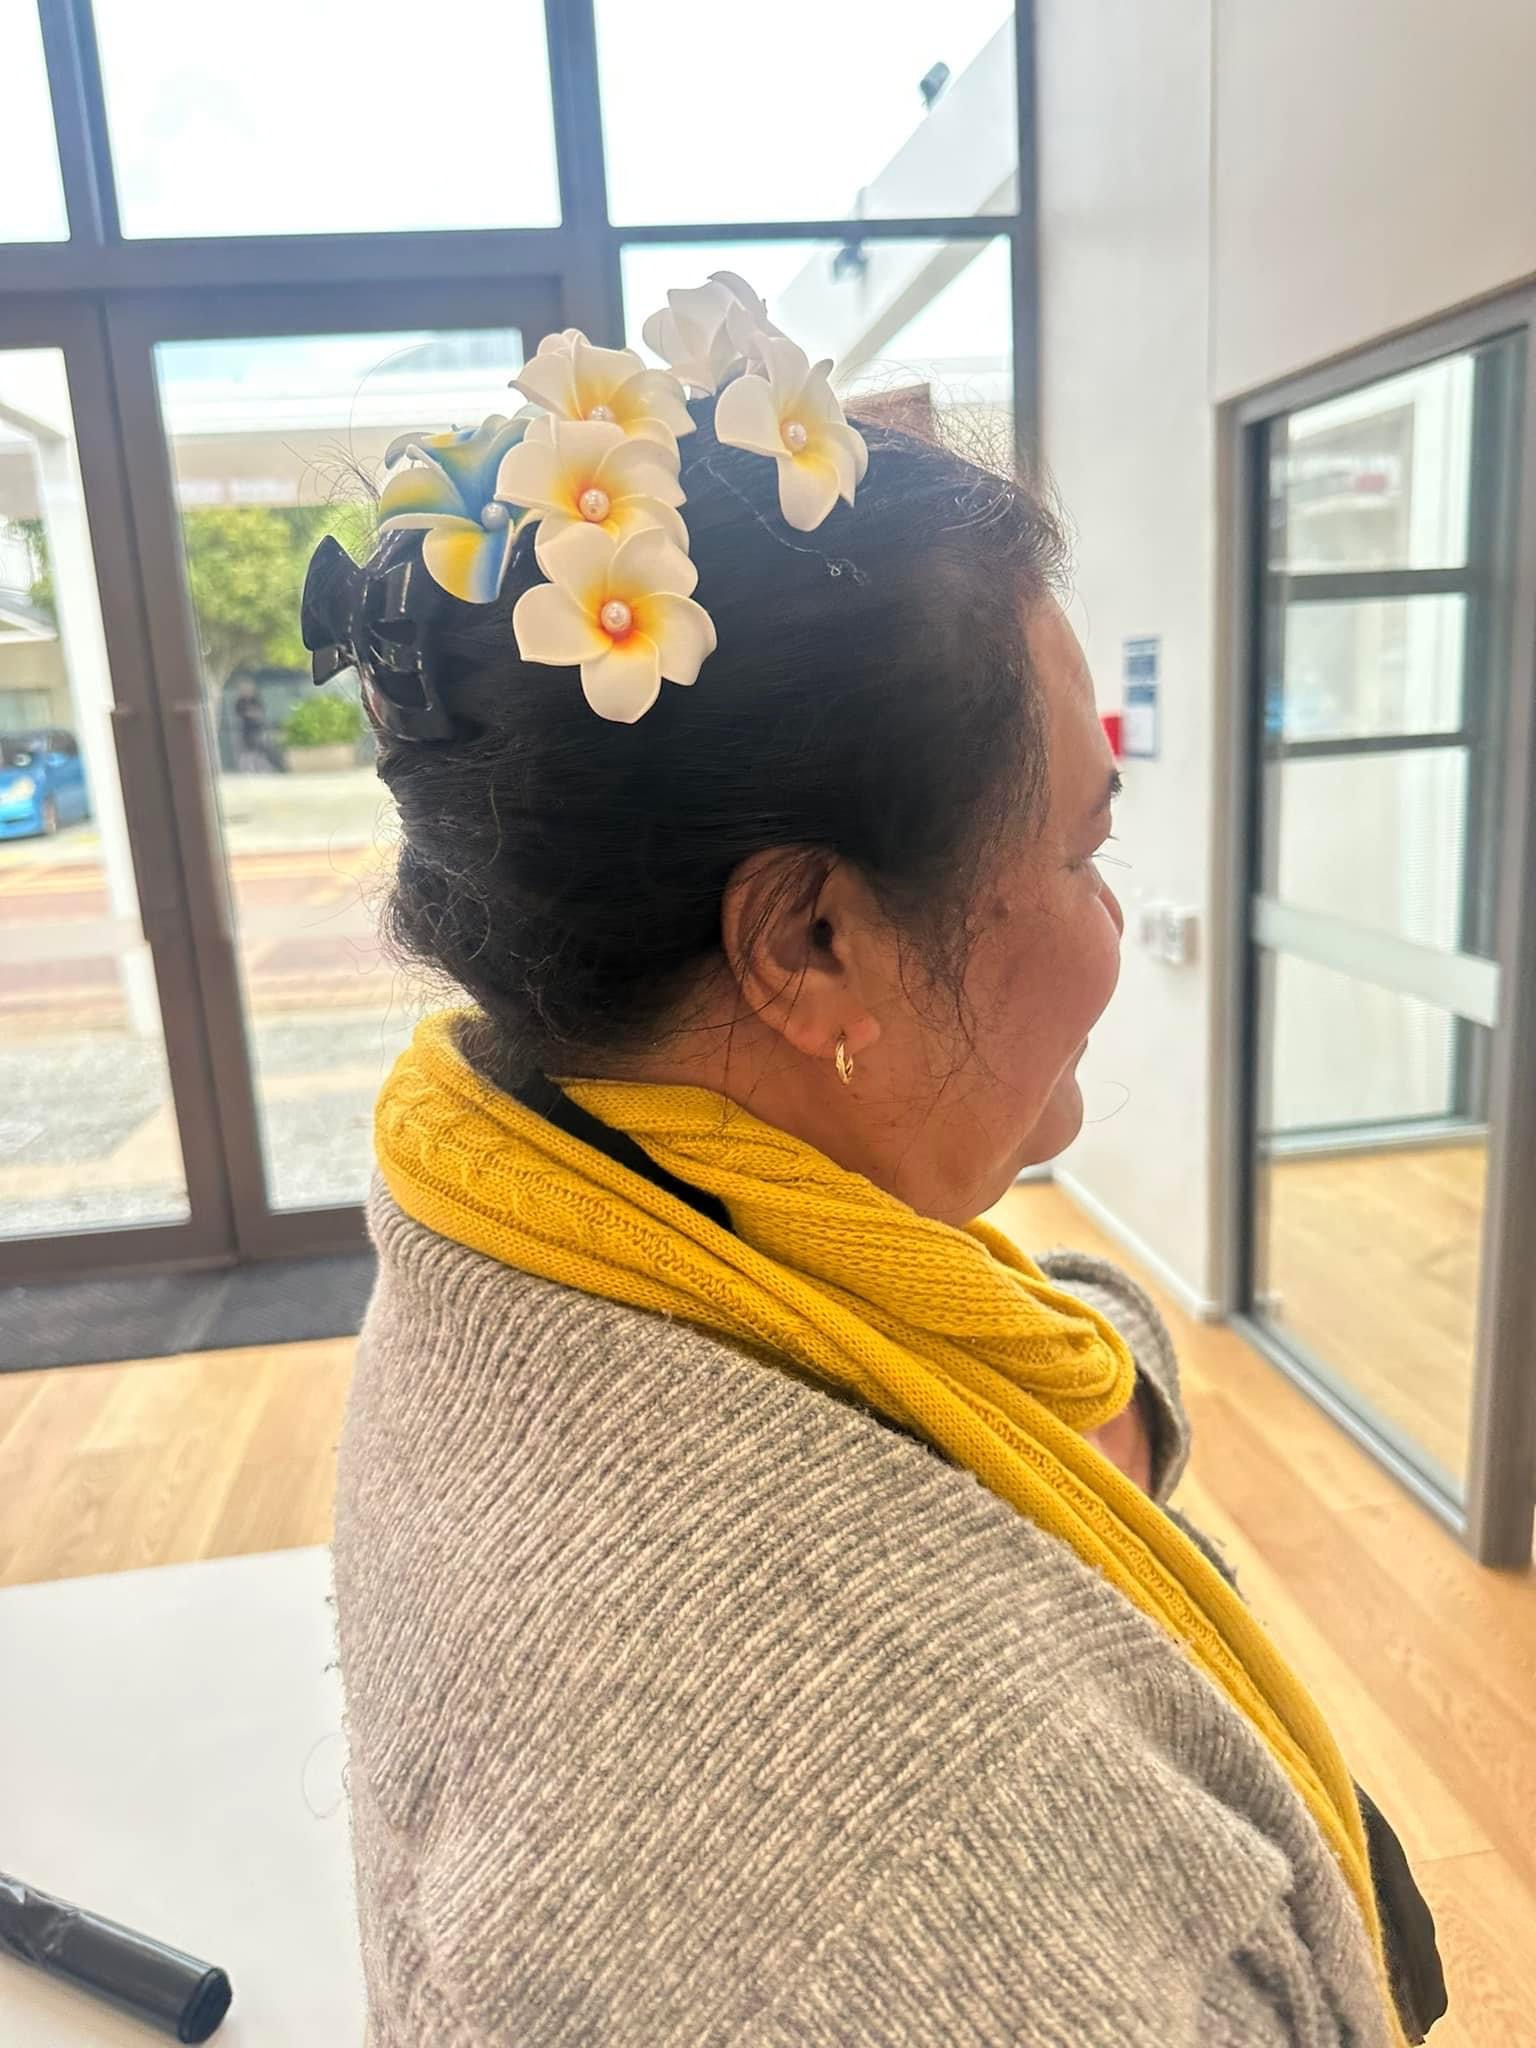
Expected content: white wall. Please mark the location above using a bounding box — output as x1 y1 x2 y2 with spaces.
0 639 70 730
1036 0 1536 1306
1035 0 1217 1304
1213 0 1536 399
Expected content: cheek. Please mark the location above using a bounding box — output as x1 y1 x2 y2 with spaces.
1081 883 1124 1016
975 882 1122 1086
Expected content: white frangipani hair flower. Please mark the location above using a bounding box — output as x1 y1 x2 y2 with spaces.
713 336 869 531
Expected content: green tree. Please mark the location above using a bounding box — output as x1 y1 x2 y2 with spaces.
181 501 375 686
282 694 366 747
10 500 377 690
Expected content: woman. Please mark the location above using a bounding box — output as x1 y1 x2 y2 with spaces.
313 281 1440 2045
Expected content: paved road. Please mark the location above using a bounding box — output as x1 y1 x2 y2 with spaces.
0 768 391 868
0 771 417 1231
1 806 397 1040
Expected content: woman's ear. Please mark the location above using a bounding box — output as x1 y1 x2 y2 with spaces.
720 851 884 1064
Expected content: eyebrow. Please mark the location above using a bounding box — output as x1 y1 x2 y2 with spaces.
1091 768 1123 818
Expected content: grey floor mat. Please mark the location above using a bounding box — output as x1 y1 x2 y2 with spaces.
0 1252 374 1371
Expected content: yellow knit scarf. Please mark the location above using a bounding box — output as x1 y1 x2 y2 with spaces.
377 1011 1398 2024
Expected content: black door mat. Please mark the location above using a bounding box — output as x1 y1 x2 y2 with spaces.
0 1252 375 1372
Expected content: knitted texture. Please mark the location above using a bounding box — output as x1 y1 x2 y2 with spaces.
371 1010 1396 2014
1035 1247 1195 1498
383 1020 1140 1433
333 1194 1396 2046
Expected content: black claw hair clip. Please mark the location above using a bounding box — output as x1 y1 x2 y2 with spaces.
300 531 462 743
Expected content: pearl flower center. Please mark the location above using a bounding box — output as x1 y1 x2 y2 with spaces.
782 419 809 453
480 500 510 528
599 598 633 637
578 487 611 522
587 404 617 423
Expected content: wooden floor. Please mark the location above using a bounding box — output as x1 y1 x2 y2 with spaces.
1263 1142 1486 1482
2 1180 1533 2046
0 1337 353 1588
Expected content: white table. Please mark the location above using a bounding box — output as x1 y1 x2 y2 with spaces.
0 1547 364 2045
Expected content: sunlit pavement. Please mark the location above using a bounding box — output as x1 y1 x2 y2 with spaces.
0 767 393 870
0 770 400 1039
1 769 415 1236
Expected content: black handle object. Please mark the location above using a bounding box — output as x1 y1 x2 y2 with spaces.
0 1871 232 2042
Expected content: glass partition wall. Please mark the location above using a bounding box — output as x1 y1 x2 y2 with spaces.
2 0 1031 1280
1234 307 1536 1564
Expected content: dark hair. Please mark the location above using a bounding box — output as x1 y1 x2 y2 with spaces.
373 402 1066 1081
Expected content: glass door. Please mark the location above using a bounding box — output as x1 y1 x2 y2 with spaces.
0 301 233 1278
105 281 561 1258
1239 322 1536 1559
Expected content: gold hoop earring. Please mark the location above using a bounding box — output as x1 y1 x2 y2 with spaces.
835 1035 855 1087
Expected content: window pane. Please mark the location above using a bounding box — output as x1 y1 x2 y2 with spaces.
599 2 1016 225
1259 950 1462 1133
622 237 1013 454
1246 330 1522 1503
1265 748 1488 956
0 349 189 1236
1274 595 1466 741
1253 949 1487 1488
1 1 68 242
95 0 559 238
152 327 524 1214
1269 352 1476 572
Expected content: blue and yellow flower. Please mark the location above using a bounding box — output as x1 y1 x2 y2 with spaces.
377 414 528 603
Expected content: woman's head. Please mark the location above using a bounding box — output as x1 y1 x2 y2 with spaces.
369 401 1122 1224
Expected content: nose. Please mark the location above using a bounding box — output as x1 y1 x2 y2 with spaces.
1102 876 1125 939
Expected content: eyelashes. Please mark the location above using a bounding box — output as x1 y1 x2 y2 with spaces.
1075 832 1130 876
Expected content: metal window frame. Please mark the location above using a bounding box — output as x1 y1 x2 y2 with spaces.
1264 407 1515 1118
1219 290 1536 1566
1276 567 1474 603
3 0 1040 1279
13 0 1041 460
1275 731 1474 759
104 276 565 1263
0 294 236 1282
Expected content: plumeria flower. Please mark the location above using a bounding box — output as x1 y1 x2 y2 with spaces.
511 524 716 724
640 272 782 395
510 331 693 447
714 336 870 531
377 414 527 602
495 419 688 575
710 271 784 361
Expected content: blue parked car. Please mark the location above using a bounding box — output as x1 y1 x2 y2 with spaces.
0 728 92 839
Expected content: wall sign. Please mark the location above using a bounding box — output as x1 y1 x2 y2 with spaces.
1122 636 1160 759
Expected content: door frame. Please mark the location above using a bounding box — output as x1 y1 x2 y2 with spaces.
1218 286 1536 1565
6 0 1045 1291
0 293 237 1280
103 277 564 1261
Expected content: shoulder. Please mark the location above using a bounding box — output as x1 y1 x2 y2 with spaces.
339 1193 1179 1814
336 1196 1382 2045
353 1179 978 1507
342 1195 1223 1776
344 1188 1088 1670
